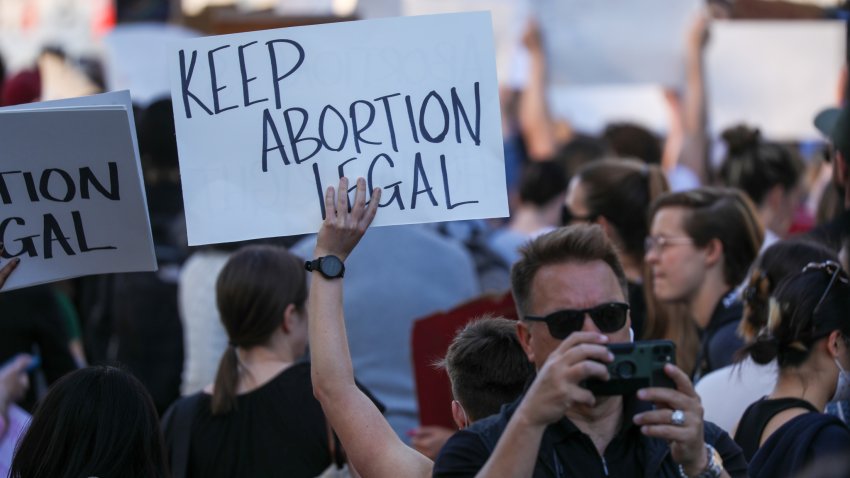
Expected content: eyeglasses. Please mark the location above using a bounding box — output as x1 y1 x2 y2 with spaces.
644 235 694 254
524 302 630 339
802 260 849 316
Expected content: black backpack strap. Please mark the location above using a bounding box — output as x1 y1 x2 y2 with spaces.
162 393 204 478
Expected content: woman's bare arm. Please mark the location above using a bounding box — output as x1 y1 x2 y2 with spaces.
308 177 432 478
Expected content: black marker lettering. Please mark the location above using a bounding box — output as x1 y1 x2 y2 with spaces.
238 41 269 107
178 49 213 119
209 45 238 114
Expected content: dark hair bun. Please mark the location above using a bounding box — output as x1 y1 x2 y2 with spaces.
722 125 761 156
747 335 779 365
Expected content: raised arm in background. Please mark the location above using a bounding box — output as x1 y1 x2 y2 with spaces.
518 20 565 161
677 14 711 185
308 177 433 478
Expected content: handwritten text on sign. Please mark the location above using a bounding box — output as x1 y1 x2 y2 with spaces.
170 12 508 245
0 105 156 290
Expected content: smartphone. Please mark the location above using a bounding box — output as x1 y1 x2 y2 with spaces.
583 340 676 396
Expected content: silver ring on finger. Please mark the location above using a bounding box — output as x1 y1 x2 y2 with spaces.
671 409 685 426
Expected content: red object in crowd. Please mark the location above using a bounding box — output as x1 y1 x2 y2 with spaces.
788 204 815 236
92 0 116 37
1 69 40 107
411 291 518 430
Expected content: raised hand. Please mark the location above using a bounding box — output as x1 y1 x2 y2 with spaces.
314 177 381 262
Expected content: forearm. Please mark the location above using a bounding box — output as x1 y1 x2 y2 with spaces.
475 410 546 478
518 50 557 161
679 43 709 184
307 266 357 400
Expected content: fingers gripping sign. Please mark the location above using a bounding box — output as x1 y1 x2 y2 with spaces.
316 177 382 262
0 244 21 290
634 363 711 476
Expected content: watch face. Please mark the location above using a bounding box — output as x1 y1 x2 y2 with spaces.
321 256 344 277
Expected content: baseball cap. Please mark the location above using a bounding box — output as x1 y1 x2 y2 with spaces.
815 106 850 161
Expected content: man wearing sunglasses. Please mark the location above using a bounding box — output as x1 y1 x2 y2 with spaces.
434 225 747 478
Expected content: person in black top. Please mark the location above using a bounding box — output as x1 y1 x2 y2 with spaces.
646 188 764 380
733 260 850 477
433 224 747 478
162 244 356 478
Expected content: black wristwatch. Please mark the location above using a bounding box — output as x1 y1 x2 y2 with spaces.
305 255 345 279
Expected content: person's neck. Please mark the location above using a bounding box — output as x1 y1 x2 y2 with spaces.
510 206 556 236
771 366 832 412
236 343 296 393
687 274 729 330
566 395 624 455
759 208 782 241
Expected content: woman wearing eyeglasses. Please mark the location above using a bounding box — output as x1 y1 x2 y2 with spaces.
733 261 850 478
646 188 764 380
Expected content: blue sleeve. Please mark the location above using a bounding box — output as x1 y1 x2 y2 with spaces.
432 429 491 478
809 423 850 464
709 322 744 371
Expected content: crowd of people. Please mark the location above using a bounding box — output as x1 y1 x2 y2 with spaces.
1 1 849 478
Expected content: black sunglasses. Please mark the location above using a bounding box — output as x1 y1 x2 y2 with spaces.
802 260 849 317
524 302 630 340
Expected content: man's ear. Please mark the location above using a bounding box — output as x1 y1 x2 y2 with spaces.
516 320 535 363
451 400 468 430
281 303 297 334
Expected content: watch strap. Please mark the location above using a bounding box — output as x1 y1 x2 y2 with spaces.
305 256 345 279
676 444 723 478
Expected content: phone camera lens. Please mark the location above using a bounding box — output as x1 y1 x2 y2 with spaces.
615 360 636 379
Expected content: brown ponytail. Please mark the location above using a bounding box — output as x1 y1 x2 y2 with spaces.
211 345 241 415
210 245 307 415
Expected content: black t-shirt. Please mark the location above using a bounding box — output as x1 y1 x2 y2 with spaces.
433 393 748 478
171 362 363 478
734 397 819 462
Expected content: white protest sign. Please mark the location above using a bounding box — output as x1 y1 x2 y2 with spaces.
103 23 199 107
548 84 671 136
169 12 508 245
533 0 701 87
707 21 845 141
402 0 530 86
0 105 156 291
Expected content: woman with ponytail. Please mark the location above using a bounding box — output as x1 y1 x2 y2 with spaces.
696 240 838 432
163 245 351 477
733 260 850 477
717 125 804 247
564 158 672 343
